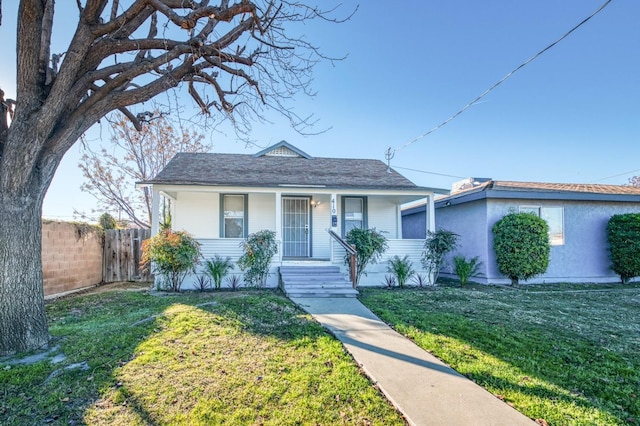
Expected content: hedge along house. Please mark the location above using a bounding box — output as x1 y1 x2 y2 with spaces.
140 141 443 290
419 178 640 284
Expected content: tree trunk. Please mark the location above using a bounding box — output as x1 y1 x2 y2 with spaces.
0 189 49 356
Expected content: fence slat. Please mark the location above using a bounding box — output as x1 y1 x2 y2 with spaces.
103 229 152 283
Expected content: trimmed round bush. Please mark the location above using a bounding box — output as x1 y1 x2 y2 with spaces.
492 212 550 286
607 213 640 284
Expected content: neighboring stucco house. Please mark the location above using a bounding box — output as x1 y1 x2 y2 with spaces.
141 141 442 289
404 178 640 284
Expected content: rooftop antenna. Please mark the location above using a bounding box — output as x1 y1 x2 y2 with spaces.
385 147 394 173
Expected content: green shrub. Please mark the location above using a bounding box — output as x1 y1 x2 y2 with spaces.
204 255 234 289
607 213 640 284
422 229 458 285
492 212 549 286
237 230 278 287
141 230 201 292
453 255 482 286
387 255 415 287
99 212 118 230
345 227 388 285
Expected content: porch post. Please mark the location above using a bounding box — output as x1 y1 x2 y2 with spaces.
151 188 160 236
330 193 338 263
396 204 403 239
425 194 435 234
275 191 282 262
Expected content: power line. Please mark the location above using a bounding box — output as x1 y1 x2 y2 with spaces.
392 165 465 179
388 0 613 156
590 168 640 183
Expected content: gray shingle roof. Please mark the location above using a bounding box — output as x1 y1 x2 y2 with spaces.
145 152 422 190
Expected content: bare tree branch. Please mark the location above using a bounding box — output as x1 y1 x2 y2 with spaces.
1 0 352 357
79 108 209 227
118 106 143 131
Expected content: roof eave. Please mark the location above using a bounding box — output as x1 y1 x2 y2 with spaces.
436 188 640 208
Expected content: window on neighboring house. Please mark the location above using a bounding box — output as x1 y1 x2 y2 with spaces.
342 197 367 236
519 205 564 246
221 194 247 238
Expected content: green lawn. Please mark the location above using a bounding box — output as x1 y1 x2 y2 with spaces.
359 284 640 426
0 290 405 425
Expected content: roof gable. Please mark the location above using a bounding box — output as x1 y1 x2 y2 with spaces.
253 140 311 159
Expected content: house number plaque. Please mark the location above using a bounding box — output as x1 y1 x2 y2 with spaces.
331 198 337 227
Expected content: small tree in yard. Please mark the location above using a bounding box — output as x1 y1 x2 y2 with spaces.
141 230 201 292
237 230 278 288
607 213 640 284
422 229 458 285
492 212 550 287
345 227 388 285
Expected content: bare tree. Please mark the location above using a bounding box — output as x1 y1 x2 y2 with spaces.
629 176 640 188
79 110 209 228
0 0 350 356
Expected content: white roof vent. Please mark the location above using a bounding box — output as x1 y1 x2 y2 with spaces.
264 146 301 157
452 177 491 193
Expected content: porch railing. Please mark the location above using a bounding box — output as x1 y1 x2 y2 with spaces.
327 229 357 288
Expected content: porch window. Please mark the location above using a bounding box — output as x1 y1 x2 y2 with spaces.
519 205 564 246
221 194 248 238
342 196 367 237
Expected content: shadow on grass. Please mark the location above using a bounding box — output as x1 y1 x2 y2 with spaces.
2 290 326 425
8 288 409 425
358 287 640 425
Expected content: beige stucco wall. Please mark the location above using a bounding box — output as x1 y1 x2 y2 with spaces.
42 221 103 296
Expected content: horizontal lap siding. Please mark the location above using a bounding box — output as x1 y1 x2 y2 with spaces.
332 239 426 283
199 239 245 262
181 238 279 289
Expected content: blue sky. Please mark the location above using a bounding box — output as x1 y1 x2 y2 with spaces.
1 1 639 220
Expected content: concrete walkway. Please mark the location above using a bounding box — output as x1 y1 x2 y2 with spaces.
290 297 536 426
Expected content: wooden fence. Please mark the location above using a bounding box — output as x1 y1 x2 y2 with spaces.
103 228 152 283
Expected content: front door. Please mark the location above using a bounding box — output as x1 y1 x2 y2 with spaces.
282 197 310 258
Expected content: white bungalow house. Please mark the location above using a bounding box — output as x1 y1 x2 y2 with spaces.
141 141 444 292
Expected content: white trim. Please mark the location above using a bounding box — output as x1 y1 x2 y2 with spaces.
151 189 160 235
275 191 282 262
148 184 433 199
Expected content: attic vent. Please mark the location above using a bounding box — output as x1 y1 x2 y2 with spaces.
264 146 301 157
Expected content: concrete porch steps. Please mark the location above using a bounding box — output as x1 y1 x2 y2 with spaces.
279 266 358 298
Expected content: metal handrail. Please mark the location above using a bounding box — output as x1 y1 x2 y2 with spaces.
327 229 357 287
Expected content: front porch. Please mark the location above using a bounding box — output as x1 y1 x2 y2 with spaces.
181 237 429 289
